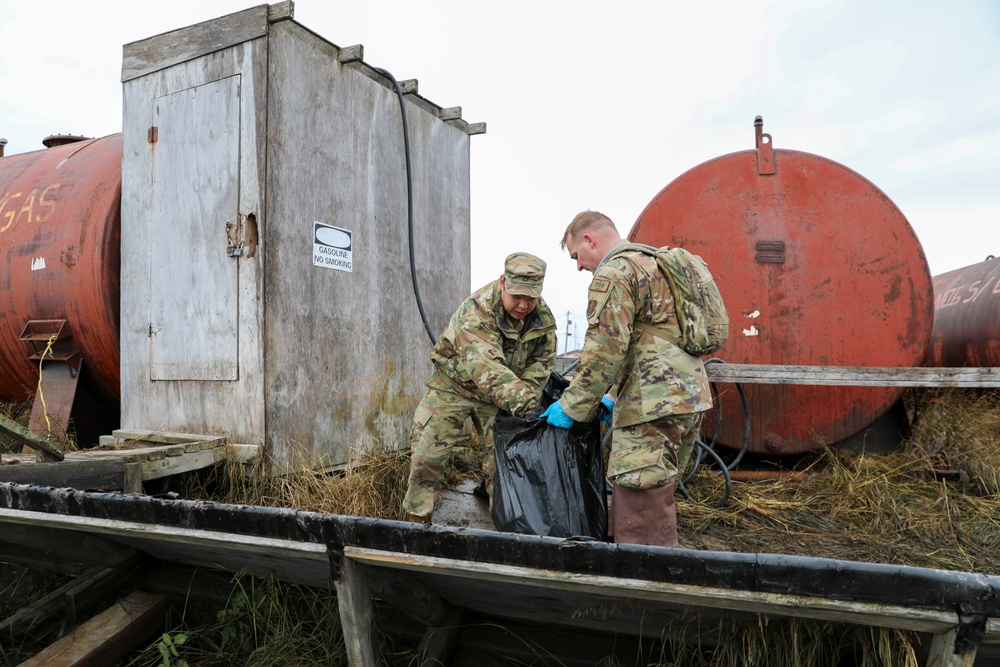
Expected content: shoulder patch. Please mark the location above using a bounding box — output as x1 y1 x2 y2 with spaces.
590 278 611 293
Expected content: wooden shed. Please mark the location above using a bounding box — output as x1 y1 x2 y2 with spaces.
119 2 480 470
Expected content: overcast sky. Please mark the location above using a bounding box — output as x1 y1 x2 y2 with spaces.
2 0 998 352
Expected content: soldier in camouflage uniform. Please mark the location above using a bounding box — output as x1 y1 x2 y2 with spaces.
541 211 712 547
403 252 557 522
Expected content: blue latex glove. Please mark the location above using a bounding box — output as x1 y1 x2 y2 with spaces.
540 400 575 429
600 396 615 424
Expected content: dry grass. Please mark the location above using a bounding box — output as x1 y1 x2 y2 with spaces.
681 389 1000 574
202 434 483 522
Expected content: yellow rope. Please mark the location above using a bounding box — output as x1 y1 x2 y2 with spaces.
37 334 57 437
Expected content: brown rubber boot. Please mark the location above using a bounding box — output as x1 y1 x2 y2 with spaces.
610 482 678 547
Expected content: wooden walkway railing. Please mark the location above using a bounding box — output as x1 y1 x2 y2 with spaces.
705 364 1000 388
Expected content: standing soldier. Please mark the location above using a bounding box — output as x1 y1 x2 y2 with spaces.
403 252 557 523
542 211 712 547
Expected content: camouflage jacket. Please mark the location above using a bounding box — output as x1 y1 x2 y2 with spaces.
561 241 712 427
427 280 557 417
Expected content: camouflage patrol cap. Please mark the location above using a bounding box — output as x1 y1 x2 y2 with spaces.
504 252 546 298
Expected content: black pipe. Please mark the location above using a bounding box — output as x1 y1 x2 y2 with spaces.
374 67 437 346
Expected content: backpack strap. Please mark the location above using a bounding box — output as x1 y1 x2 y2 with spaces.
633 321 680 345
604 243 682 346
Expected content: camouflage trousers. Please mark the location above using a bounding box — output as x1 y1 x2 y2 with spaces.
608 411 705 490
402 387 498 518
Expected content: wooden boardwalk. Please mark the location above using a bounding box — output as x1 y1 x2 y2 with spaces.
0 430 257 493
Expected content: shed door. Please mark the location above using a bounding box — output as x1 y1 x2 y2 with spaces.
149 76 241 381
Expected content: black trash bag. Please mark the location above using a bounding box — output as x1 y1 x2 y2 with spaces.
492 373 607 539
522 370 569 420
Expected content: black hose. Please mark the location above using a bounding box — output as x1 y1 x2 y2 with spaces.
704 358 750 472
678 438 732 507
375 67 437 346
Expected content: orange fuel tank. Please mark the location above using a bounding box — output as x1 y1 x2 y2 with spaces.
0 134 121 408
926 256 1000 368
629 118 934 455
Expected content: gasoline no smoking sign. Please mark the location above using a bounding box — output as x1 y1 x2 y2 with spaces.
313 222 353 272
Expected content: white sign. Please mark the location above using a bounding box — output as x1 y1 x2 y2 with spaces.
313 222 353 272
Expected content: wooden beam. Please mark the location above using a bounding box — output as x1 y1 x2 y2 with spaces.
0 508 331 588
335 557 380 666
110 430 225 446
337 44 364 63
0 523 139 567
705 364 1000 388
345 547 1000 640
139 447 220 481
0 550 139 635
0 411 64 461
17 591 169 667
927 627 977 667
0 458 123 489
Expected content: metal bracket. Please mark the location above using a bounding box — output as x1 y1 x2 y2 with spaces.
955 610 987 654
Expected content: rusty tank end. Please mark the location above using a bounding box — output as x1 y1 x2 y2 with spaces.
927 256 1000 368
0 134 121 408
629 118 934 455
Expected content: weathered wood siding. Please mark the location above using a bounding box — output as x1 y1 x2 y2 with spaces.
262 20 470 469
121 23 268 447
120 3 472 469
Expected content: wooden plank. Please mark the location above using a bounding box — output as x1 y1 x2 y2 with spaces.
439 106 462 121
62 554 142 619
17 591 169 667
0 553 137 636
927 627 977 667
267 0 294 22
0 508 331 588
337 43 364 63
0 411 64 461
123 463 143 494
121 4 271 81
335 557 380 667
345 547 996 638
0 458 124 489
228 444 261 462
705 364 1000 388
111 429 226 446
140 448 220 481
0 564 104 635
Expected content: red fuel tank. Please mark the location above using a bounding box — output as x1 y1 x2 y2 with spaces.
926 256 1000 368
629 119 934 455
0 134 121 407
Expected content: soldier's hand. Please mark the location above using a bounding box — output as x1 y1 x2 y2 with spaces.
599 396 615 424
540 400 575 429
